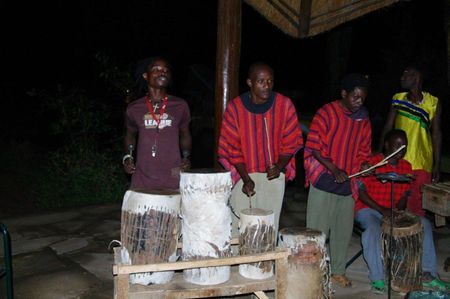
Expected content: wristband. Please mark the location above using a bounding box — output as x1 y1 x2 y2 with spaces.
122 154 133 165
182 150 191 159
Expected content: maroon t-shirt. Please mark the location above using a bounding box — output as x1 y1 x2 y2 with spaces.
125 95 190 190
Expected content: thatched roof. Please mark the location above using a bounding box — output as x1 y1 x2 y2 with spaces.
244 0 401 38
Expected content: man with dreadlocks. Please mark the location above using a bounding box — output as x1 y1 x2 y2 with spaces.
123 57 192 190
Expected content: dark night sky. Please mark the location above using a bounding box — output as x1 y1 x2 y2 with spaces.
1 0 448 150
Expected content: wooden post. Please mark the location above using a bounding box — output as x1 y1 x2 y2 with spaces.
298 0 312 38
214 0 242 166
114 274 130 299
275 254 288 299
445 0 450 85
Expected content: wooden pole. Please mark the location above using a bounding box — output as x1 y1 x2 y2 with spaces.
445 0 450 85
214 0 242 167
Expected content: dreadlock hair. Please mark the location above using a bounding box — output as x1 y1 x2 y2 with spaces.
132 56 172 98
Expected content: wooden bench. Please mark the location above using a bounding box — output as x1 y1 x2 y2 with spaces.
113 247 289 299
422 182 450 227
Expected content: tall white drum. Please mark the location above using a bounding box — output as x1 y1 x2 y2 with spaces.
180 169 232 285
120 189 181 285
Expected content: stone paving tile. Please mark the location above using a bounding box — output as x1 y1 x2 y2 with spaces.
69 252 115 282
14 269 103 299
50 238 91 255
11 248 67 280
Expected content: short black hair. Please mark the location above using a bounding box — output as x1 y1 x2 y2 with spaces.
404 63 425 80
134 56 171 80
247 62 274 79
340 73 369 92
384 129 407 145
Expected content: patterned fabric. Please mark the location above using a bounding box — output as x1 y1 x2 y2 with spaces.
304 100 372 194
218 92 303 184
407 169 431 217
392 92 438 171
355 153 413 213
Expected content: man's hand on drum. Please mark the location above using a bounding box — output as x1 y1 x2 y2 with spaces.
242 179 256 197
381 208 401 218
123 157 136 174
180 157 191 171
432 165 440 183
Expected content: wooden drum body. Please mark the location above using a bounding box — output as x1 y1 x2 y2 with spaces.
278 227 330 299
381 211 423 293
120 189 181 285
180 170 232 285
239 208 276 280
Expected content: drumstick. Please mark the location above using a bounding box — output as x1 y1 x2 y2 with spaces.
248 194 252 209
263 117 273 166
348 160 388 179
348 145 406 179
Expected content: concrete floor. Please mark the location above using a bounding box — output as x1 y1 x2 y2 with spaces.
1 185 449 298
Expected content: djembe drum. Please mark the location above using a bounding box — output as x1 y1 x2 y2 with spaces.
239 208 276 279
180 169 232 285
120 189 181 285
381 211 423 293
278 227 330 299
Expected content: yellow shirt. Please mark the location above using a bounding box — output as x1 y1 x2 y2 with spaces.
392 92 438 171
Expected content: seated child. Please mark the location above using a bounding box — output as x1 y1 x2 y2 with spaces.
355 129 449 294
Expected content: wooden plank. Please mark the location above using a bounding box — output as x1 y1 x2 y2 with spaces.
115 274 130 299
115 249 289 275
275 254 287 299
128 267 276 298
255 291 270 299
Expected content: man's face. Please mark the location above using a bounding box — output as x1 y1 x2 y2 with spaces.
247 66 274 103
386 135 407 161
143 59 171 89
340 87 367 113
400 68 419 90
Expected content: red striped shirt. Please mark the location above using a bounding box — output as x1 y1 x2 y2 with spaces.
304 100 372 188
355 154 413 213
218 92 303 184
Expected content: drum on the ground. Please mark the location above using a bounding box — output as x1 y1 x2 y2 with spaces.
120 189 181 285
180 169 232 285
239 208 276 280
382 211 423 293
278 227 331 299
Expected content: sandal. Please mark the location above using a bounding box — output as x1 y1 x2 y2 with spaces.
370 280 385 295
331 274 352 288
422 278 450 292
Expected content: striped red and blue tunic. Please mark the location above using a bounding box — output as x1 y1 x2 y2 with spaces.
304 100 372 195
218 92 303 184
